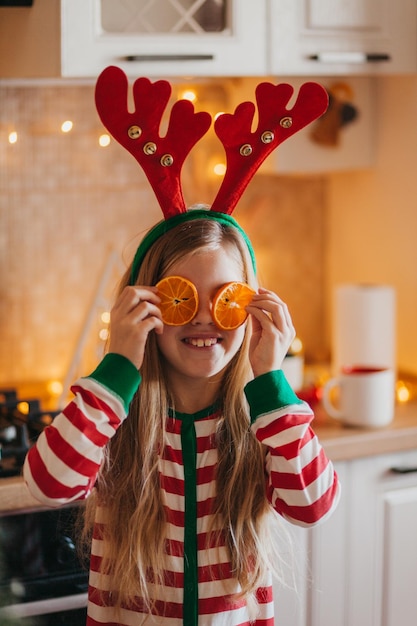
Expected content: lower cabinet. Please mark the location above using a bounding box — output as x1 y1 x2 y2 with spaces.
274 449 417 626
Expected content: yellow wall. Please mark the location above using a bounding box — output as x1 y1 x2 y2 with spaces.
327 76 417 374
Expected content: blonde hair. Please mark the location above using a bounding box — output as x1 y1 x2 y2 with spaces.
83 218 291 615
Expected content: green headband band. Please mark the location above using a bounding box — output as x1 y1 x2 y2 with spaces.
130 209 256 285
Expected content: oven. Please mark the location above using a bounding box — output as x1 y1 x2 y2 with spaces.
0 505 88 624
0 389 89 625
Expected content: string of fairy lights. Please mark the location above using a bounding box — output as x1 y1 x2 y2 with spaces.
6 86 227 175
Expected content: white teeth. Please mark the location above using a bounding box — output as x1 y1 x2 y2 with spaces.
187 338 217 347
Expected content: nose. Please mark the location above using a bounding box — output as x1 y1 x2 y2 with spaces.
191 292 214 325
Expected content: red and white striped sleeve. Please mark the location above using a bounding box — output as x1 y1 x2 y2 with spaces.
23 353 141 507
246 371 340 527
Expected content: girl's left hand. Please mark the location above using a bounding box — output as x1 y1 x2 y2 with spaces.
246 288 296 378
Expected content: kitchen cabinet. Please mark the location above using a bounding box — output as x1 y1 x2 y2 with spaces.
60 0 268 78
382 483 417 626
2 0 415 79
61 0 416 79
270 0 417 76
274 449 417 626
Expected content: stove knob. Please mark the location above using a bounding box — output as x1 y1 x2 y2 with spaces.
56 535 76 565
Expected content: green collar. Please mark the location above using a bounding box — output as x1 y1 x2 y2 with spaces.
168 400 221 421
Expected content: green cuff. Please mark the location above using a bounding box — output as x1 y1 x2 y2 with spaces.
87 353 141 412
244 370 303 423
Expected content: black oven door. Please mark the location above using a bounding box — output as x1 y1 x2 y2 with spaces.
0 505 88 624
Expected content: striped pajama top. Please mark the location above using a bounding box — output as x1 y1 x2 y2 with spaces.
23 353 340 625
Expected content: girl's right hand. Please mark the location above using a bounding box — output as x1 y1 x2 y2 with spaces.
108 286 164 370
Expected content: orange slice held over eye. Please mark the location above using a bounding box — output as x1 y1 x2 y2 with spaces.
212 282 256 331
156 276 199 326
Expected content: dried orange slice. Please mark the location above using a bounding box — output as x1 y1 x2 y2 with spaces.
212 282 255 330
156 275 199 326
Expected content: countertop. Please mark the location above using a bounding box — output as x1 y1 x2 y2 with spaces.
1 401 417 515
312 400 417 461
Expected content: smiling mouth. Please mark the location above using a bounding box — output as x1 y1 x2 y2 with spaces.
183 337 220 348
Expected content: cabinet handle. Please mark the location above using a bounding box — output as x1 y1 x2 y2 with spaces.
124 54 214 62
390 466 417 474
307 52 391 64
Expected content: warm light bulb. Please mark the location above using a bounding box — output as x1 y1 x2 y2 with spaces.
17 401 29 415
213 162 226 176
47 380 63 396
8 131 18 144
291 337 303 354
396 381 411 403
180 89 197 102
61 120 73 133
99 133 111 147
101 311 111 324
99 328 109 341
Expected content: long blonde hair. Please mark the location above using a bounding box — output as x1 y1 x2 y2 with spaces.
83 218 289 613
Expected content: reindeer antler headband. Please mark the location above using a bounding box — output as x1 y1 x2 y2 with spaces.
95 66 328 283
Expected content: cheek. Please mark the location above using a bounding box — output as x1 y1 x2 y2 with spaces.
228 326 247 353
155 326 176 354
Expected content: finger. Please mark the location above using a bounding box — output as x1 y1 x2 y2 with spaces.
249 292 293 327
246 304 277 332
253 288 289 310
114 285 161 314
135 315 164 336
125 300 163 325
246 300 288 330
251 289 289 312
108 315 164 369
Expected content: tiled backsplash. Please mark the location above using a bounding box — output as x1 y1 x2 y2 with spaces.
0 83 328 394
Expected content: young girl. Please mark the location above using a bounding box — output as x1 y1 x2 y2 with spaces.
24 67 339 625
24 214 340 626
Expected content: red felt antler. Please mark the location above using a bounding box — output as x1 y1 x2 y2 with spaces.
95 66 212 219
210 82 328 213
95 68 328 219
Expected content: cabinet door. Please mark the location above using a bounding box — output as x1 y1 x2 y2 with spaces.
305 451 417 626
61 0 267 78
272 521 309 626
269 0 417 75
381 485 417 626
272 461 348 626
307 461 348 626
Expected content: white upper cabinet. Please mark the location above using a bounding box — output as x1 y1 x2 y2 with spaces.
60 0 268 78
3 0 415 79
269 0 417 76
